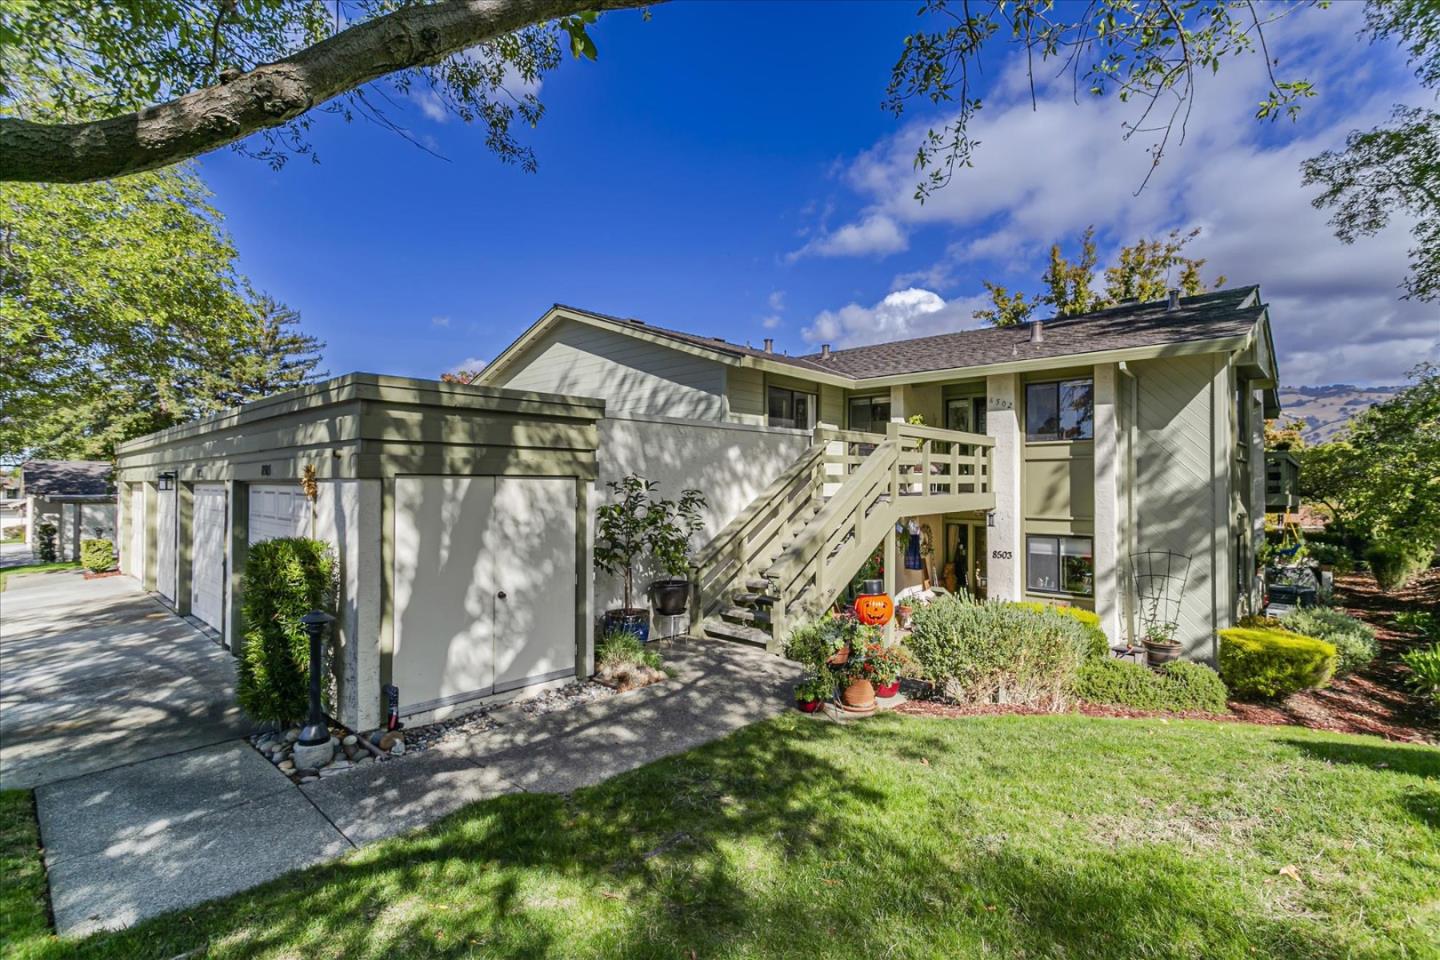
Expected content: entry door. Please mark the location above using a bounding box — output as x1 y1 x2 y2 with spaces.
393 476 577 714
190 484 227 631
156 487 177 602
129 486 146 581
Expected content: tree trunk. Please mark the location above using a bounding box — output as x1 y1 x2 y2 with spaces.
1 0 657 183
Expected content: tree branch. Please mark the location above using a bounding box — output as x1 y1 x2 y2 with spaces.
0 0 657 183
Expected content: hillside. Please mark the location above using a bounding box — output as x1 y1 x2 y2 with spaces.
1277 384 1402 444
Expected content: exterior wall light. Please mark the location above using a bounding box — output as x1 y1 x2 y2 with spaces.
157 471 176 491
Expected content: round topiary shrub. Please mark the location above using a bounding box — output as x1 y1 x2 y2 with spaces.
237 537 337 726
1217 626 1336 700
80 538 117 573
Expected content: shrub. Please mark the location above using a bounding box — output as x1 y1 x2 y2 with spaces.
596 629 661 672
785 613 857 669
1014 601 1109 658
1305 541 1355 574
1217 627 1336 700
1365 541 1433 592
35 521 57 563
1400 643 1440 710
1071 657 1229 713
907 595 1093 708
80 538 117 573
1280 606 1378 676
237 537 337 726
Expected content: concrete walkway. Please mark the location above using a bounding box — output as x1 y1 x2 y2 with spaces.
1 539 35 567
1 572 800 936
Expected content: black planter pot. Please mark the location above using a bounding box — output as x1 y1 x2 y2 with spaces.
602 608 650 643
649 578 690 616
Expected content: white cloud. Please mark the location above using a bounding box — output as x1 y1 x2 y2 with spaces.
794 3 1436 384
789 213 908 260
451 356 487 375
431 315 452 328
803 288 989 348
767 290 786 311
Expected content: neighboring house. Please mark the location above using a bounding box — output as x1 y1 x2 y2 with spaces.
477 285 1281 661
0 474 24 536
20 460 116 560
112 286 1280 732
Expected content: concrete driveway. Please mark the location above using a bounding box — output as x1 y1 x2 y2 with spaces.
1 570 801 936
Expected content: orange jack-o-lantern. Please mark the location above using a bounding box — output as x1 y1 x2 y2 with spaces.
854 591 894 626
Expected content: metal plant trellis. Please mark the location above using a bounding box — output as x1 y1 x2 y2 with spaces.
1130 550 1192 640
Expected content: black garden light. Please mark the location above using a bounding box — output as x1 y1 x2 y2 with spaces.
297 610 335 748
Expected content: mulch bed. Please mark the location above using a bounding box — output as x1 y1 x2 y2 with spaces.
1226 569 1439 745
897 569 1440 744
81 570 123 580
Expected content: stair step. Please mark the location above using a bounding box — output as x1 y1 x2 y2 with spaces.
702 618 771 648
721 606 771 626
733 592 777 607
744 578 774 592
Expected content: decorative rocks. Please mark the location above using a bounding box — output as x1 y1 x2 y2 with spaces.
390 741 405 756
291 738 334 771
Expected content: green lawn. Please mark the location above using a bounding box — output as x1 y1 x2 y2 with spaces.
4 714 1438 959
0 562 79 592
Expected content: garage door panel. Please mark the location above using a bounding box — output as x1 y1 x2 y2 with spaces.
128 487 146 581
491 477 576 690
190 484 226 631
393 477 498 714
156 489 177 602
248 484 308 544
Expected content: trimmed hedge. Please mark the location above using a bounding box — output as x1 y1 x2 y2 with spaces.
1217 626 1336 700
907 596 1093 708
237 537 337 726
1071 657 1229 713
1280 606 1378 676
80 538 117 573
1365 541 1433 592
1014 602 1109 659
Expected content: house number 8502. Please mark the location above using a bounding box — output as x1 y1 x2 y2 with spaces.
992 550 1013 560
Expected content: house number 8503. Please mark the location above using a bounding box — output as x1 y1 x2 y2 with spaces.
992 550 1013 560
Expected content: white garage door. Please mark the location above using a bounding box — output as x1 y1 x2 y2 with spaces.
393 476 576 714
191 484 227 631
248 484 309 544
128 486 146 581
156 487 177 602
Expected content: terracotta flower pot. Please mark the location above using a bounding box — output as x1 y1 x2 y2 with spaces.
874 680 901 698
1143 639 1182 668
841 677 877 713
826 644 851 666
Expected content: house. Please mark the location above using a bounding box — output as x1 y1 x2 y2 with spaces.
20 460 117 560
0 473 24 536
476 285 1280 659
113 286 1280 732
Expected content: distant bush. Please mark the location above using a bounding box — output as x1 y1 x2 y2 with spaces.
1071 657 1229 713
1014 602 1109 658
1400 643 1440 710
907 595 1093 709
1280 606 1378 676
35 521 57 563
1305 541 1355 574
1217 626 1336 700
1365 542 1433 592
237 537 337 726
79 538 117 573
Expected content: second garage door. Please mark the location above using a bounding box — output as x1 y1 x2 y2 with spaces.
190 484 227 631
393 475 576 715
156 487 177 602
248 484 309 544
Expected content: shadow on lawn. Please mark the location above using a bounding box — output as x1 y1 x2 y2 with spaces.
32 720 1394 960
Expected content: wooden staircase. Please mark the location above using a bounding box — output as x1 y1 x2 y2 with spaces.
690 422 996 653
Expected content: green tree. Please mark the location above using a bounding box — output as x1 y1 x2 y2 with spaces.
0 167 323 460
199 294 327 409
973 227 1225 326
0 0 654 183
890 1 1438 304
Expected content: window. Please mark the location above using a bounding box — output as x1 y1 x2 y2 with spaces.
767 385 815 429
1025 379 1093 441
848 395 891 433
1026 535 1093 595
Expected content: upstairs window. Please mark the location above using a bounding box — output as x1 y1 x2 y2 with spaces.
768 385 815 430
1026 378 1093 441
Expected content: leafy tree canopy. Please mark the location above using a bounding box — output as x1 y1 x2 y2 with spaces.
973 227 1225 327
0 168 325 461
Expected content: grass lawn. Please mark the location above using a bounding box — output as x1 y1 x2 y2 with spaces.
4 714 1438 959
0 562 79 592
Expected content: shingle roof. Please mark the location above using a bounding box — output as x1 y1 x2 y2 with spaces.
21 460 113 497
560 286 1263 382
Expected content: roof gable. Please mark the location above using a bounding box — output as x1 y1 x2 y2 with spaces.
21 459 113 497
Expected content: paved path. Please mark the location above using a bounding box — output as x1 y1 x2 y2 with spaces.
1 572 800 936
1 539 35 567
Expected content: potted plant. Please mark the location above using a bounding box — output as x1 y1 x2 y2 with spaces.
837 628 881 714
646 486 707 617
594 475 656 642
869 643 911 698
1141 621 1182 667
794 671 833 713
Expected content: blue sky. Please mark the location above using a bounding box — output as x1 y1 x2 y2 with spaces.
199 1 1437 387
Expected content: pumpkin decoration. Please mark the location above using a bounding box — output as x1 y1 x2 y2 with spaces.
854 584 894 627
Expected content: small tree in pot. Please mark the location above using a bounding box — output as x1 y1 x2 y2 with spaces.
647 486 706 617
595 475 656 642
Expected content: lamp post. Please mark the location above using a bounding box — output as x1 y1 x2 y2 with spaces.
297 610 335 749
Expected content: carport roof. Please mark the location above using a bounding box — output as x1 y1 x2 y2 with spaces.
21 460 113 497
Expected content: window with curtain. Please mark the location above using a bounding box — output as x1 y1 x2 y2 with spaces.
1025 379 1093 441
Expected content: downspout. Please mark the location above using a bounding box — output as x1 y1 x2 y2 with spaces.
1117 361 1138 646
